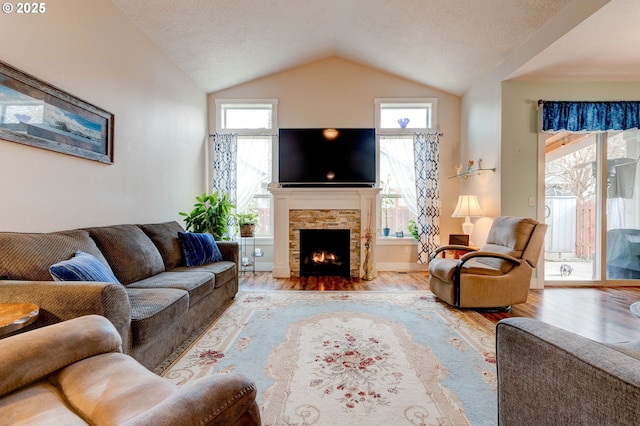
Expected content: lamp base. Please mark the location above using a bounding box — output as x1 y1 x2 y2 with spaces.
462 217 473 236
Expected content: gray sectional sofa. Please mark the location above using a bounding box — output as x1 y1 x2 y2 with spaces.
0 221 238 371
496 317 640 425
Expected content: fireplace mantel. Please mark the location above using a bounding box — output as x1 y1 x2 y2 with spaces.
268 186 381 278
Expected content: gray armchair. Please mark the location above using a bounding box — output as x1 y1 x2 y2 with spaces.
428 216 547 310
0 315 261 426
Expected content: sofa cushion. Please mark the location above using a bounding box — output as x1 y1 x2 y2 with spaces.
177 232 223 266
126 288 189 346
128 271 214 307
138 222 186 270
85 225 165 285
49 250 120 283
0 229 109 281
171 261 237 289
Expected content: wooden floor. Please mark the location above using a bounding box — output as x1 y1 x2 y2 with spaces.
239 271 640 343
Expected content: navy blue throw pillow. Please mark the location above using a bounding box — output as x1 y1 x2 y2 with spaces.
177 232 223 266
49 250 120 283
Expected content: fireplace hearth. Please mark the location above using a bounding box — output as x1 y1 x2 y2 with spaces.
300 229 350 277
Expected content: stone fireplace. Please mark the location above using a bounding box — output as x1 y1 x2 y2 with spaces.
268 187 380 278
291 210 359 277
299 229 351 277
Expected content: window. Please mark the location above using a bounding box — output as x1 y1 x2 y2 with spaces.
217 100 277 135
216 99 278 236
376 98 437 134
379 136 417 237
236 135 272 236
375 98 437 237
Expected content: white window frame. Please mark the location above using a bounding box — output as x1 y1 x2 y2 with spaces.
215 99 278 135
374 98 438 135
375 98 437 241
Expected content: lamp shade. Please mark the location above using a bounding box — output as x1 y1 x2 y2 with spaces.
452 195 484 218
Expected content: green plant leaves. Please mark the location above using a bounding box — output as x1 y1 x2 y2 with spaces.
179 191 235 240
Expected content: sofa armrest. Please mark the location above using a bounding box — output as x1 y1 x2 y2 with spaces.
496 318 640 426
217 242 239 293
0 315 121 398
0 280 131 350
217 241 239 264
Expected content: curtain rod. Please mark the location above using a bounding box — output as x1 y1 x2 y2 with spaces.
210 131 444 136
416 131 443 136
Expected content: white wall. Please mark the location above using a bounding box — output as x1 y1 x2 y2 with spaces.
209 56 461 269
460 0 611 246
0 0 207 232
459 76 502 245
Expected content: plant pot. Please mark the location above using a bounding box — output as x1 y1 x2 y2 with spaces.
382 228 390 237
240 223 255 237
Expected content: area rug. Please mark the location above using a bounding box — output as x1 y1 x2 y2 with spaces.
162 291 497 425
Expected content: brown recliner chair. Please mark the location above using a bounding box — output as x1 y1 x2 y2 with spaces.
0 315 261 426
429 216 547 310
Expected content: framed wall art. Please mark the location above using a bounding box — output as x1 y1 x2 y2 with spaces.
0 61 114 164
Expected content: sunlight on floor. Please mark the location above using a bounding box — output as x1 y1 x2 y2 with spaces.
545 260 593 281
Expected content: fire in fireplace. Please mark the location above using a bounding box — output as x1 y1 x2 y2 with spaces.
300 229 350 277
310 250 338 264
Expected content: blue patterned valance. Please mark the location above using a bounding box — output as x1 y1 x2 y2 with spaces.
540 101 640 132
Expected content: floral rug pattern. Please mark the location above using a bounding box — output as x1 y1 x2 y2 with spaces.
311 324 399 411
162 291 497 425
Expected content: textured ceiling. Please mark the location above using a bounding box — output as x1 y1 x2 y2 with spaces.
510 0 640 82
112 0 627 96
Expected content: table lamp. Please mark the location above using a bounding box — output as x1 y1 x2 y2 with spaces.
452 195 483 235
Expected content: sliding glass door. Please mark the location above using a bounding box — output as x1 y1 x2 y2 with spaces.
544 129 640 284
605 130 640 281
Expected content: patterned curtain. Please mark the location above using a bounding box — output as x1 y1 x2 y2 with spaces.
211 133 237 204
413 132 441 264
541 101 640 132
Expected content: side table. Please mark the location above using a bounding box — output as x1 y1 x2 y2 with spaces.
0 303 39 337
239 236 263 276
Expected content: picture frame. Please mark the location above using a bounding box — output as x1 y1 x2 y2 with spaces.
448 234 470 246
0 61 114 164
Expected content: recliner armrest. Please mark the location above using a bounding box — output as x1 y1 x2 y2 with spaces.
55 349 260 426
0 315 121 398
122 373 259 426
459 250 522 265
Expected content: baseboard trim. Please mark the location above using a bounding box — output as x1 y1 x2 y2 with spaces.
376 262 428 272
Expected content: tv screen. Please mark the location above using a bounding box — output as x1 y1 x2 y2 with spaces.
278 128 376 187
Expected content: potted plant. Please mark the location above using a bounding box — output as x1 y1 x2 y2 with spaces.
179 191 235 240
234 211 259 237
408 219 419 240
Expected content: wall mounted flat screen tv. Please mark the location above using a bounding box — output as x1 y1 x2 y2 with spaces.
278 128 376 187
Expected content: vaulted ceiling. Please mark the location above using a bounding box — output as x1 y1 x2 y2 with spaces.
113 0 640 96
